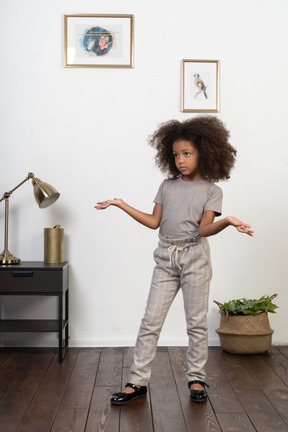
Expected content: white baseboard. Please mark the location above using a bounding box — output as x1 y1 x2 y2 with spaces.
2 335 287 348
0 336 221 348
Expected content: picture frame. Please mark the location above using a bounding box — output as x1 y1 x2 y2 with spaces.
182 60 220 112
64 14 134 68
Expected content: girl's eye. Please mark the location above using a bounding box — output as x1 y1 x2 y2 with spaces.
174 154 179 158
185 152 191 156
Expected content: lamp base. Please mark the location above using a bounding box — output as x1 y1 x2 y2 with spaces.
0 249 20 265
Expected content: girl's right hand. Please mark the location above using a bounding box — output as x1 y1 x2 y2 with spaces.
94 198 123 210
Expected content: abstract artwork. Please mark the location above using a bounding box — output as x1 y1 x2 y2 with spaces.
64 14 134 68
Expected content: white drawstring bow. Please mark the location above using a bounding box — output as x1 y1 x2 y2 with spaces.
168 244 183 269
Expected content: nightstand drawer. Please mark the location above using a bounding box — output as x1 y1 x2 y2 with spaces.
0 270 65 293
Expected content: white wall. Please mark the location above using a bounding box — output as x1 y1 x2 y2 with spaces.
0 0 287 347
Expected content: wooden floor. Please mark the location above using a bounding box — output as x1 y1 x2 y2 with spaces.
1 346 288 432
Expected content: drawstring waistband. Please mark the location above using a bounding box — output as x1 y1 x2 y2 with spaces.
159 233 202 246
168 244 183 269
159 234 205 270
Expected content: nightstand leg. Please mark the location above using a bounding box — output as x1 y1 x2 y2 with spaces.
65 289 69 356
58 293 63 362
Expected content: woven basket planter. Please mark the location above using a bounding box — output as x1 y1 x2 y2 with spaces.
214 302 274 355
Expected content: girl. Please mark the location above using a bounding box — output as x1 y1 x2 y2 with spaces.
95 116 253 405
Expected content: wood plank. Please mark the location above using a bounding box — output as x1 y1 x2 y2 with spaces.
216 413 256 432
168 347 222 432
0 351 33 404
50 408 88 432
236 389 288 432
123 346 134 368
95 347 123 387
263 347 288 386
212 348 258 391
241 354 288 425
0 352 54 432
205 348 245 413
85 387 120 432
119 367 154 432
60 349 101 409
75 348 102 366
120 398 154 432
15 348 79 432
278 346 288 358
1 346 288 432
150 347 187 432
0 348 12 366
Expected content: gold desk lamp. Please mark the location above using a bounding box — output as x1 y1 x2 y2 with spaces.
0 172 60 265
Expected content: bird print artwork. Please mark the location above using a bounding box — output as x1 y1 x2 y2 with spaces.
194 73 208 99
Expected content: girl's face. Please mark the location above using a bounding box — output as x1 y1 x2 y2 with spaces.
172 140 202 181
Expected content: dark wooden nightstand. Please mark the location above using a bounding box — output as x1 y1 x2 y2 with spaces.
0 261 69 362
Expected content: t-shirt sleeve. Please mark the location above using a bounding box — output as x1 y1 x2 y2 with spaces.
204 185 223 217
153 180 165 204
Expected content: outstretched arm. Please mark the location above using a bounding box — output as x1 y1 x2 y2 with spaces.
95 199 162 230
199 210 254 237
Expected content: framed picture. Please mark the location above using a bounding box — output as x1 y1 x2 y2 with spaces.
64 14 134 68
182 60 220 112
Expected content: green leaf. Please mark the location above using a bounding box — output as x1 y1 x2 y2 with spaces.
217 295 278 316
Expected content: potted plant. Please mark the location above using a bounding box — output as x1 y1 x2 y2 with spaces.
213 294 278 354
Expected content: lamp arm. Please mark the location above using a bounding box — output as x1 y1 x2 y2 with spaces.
0 172 35 203
0 172 59 265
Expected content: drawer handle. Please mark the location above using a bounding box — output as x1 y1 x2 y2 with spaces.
12 271 34 277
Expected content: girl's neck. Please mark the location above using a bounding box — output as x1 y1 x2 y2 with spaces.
181 174 204 182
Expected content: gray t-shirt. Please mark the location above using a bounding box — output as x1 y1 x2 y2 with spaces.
154 177 223 239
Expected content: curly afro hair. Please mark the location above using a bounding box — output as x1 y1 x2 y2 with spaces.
149 116 236 182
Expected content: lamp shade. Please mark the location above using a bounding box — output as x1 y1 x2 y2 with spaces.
32 177 60 209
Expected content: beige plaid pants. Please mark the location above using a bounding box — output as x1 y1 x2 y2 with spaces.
129 234 212 386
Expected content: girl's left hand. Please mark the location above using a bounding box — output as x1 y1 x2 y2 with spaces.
226 216 254 237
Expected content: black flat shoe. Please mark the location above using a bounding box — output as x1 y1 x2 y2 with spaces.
188 380 209 403
111 383 147 406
